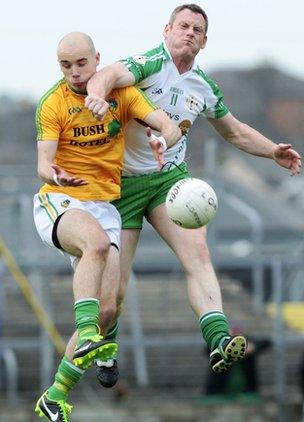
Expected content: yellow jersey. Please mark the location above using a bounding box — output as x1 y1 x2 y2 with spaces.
35 78 157 200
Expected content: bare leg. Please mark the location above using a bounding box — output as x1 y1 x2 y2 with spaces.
36 208 116 411
57 209 110 301
117 229 141 309
98 245 121 333
148 203 223 317
65 245 121 360
92 229 141 387
148 204 247 372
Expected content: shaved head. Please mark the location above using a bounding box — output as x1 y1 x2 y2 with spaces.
57 32 96 56
57 32 100 94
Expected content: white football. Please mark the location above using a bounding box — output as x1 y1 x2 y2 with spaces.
165 178 218 229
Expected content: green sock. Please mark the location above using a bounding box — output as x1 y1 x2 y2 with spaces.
199 311 230 351
105 321 119 340
47 356 84 401
74 298 100 344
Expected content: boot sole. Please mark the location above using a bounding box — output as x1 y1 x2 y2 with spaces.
212 335 247 374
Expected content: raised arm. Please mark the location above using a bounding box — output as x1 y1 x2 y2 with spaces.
85 63 135 120
37 140 87 186
208 113 302 175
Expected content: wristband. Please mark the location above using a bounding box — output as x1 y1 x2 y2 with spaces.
53 173 63 186
149 134 167 152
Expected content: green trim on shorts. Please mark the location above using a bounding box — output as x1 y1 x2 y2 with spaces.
112 162 191 229
38 193 59 223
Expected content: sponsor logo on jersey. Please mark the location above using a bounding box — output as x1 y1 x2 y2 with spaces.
133 55 147 65
73 124 105 137
151 87 163 95
170 87 184 95
164 110 180 121
178 120 191 136
61 199 71 208
68 106 82 115
69 138 110 147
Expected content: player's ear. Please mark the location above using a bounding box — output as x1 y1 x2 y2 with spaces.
95 52 100 66
201 35 207 50
163 23 171 38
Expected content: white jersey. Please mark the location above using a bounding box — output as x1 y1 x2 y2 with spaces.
120 42 229 176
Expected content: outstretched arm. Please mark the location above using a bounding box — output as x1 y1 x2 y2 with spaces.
209 113 302 175
37 141 88 186
85 63 136 120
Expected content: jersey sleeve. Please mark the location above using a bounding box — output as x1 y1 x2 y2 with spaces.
194 67 230 119
35 94 62 141
203 81 230 119
115 87 159 125
119 44 168 84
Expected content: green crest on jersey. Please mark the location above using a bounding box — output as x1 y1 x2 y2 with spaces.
108 119 121 137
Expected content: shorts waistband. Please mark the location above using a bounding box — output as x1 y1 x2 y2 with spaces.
122 162 188 179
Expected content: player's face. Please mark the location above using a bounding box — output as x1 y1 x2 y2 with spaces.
164 9 207 61
58 48 100 94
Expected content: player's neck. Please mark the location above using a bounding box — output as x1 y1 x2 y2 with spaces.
172 55 194 74
66 81 87 96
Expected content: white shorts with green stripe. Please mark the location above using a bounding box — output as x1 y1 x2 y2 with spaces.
33 192 121 265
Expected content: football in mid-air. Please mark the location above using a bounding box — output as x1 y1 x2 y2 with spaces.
165 178 218 229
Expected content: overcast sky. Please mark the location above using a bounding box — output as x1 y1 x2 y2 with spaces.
1 0 303 101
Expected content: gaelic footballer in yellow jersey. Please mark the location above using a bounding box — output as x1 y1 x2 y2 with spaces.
34 32 182 422
35 79 158 201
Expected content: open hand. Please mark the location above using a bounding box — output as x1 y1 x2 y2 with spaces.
52 164 88 186
146 127 167 171
273 143 302 176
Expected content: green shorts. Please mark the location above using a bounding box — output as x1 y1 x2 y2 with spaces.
112 162 191 229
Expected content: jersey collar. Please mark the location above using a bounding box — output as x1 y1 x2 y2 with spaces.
65 80 87 97
162 41 197 73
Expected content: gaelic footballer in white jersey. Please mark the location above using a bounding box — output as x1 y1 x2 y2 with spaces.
120 42 229 176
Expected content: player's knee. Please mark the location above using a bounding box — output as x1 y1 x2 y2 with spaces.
183 238 211 270
195 238 211 261
85 234 111 259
